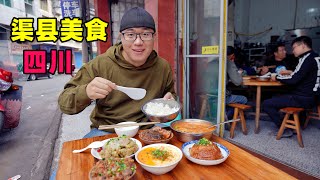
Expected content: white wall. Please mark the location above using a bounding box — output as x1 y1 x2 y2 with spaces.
234 0 320 44
227 1 235 46
0 0 25 25
0 0 42 26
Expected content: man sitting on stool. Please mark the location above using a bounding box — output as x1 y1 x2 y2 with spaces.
226 46 248 120
262 36 319 137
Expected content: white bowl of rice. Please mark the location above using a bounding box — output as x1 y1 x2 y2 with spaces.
141 98 181 123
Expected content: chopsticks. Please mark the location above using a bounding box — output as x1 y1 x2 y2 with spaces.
98 121 160 130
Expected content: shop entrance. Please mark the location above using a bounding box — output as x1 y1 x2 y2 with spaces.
183 0 227 130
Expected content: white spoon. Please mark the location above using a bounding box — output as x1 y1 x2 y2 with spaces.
72 141 104 153
116 85 146 100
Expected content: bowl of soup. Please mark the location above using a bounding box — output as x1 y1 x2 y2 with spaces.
170 119 216 142
135 144 183 175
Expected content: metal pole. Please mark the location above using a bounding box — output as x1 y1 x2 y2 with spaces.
81 0 89 63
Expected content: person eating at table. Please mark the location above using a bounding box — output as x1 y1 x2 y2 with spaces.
225 46 248 120
58 7 176 138
262 36 319 137
259 43 297 75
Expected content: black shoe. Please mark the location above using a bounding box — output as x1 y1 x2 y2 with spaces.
275 129 293 138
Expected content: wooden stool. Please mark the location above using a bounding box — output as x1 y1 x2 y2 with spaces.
304 104 320 129
228 103 251 138
277 107 304 148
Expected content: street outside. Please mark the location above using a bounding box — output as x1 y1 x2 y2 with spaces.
0 74 89 180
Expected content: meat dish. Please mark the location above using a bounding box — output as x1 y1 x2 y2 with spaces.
100 135 138 159
90 157 136 180
189 138 223 160
139 126 171 141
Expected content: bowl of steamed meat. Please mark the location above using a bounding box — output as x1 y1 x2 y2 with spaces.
170 119 216 142
135 144 183 175
139 126 174 144
89 157 136 180
182 138 229 166
141 98 181 123
91 135 142 160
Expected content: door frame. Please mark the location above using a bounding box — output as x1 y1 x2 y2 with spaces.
183 0 228 136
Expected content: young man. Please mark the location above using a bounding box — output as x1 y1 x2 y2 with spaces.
58 7 176 138
263 36 319 137
226 46 248 119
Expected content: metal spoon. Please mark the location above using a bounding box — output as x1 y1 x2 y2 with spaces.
116 85 146 100
72 141 104 153
206 119 240 129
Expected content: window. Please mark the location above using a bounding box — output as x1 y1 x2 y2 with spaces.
25 0 34 15
40 0 48 11
0 0 11 7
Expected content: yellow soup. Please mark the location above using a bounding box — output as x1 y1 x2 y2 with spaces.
138 146 179 166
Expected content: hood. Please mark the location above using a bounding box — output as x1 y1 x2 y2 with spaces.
105 43 158 70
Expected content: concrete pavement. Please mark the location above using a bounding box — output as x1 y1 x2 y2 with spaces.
50 103 93 177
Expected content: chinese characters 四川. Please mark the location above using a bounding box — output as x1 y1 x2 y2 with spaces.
10 17 109 75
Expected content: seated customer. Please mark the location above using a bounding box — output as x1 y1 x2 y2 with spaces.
226 46 248 119
262 36 319 137
259 43 297 75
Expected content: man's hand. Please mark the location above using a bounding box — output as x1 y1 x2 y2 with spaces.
86 77 116 100
260 66 269 75
238 68 243 75
163 92 175 100
279 70 292 75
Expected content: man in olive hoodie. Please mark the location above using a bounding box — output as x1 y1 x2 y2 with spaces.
58 7 176 137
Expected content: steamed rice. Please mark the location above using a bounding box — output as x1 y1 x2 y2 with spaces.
144 102 179 116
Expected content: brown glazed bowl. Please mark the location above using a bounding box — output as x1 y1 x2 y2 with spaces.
170 119 215 142
138 130 174 145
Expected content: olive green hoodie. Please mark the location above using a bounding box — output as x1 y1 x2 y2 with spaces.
58 43 176 129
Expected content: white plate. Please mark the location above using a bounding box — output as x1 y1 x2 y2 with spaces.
182 140 230 166
91 138 142 160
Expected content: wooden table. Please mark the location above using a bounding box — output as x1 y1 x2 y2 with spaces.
57 133 295 179
242 77 283 133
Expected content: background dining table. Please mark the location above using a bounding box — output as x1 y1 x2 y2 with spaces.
242 76 283 133
56 132 295 180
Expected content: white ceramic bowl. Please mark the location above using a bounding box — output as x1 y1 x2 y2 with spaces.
114 122 139 137
135 143 183 175
182 140 230 166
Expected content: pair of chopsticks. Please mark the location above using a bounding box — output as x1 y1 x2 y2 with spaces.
98 121 160 130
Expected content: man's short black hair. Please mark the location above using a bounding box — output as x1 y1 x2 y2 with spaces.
272 43 285 53
227 46 235 56
291 36 312 49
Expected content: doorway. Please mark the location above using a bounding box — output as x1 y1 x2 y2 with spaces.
183 0 228 131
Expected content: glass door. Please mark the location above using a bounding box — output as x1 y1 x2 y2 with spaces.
183 0 228 135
